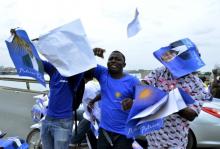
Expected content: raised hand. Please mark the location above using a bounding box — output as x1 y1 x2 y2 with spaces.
93 47 105 58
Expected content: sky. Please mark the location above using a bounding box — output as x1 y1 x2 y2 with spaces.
0 0 220 72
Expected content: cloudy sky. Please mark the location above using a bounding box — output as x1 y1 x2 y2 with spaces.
0 0 219 71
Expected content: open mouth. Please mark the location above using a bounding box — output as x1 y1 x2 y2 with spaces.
109 64 119 71
111 65 118 69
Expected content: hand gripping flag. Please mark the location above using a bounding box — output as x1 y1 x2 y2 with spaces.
125 85 167 138
137 87 195 126
153 38 205 78
5 28 46 86
125 85 195 138
127 8 141 38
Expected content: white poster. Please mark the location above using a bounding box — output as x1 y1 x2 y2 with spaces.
127 8 141 38
37 19 97 77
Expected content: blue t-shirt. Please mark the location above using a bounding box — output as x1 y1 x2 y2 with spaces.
94 65 140 135
43 61 83 119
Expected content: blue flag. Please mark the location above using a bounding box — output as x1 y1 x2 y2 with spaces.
153 38 205 78
178 88 195 105
5 28 46 86
126 118 163 138
128 85 167 119
125 85 167 138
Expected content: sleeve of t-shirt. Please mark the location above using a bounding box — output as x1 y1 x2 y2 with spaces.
93 65 107 81
42 61 56 77
131 76 141 99
189 76 212 114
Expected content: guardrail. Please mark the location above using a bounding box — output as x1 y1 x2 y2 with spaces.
0 77 49 93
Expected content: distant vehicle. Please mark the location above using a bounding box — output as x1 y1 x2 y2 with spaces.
187 98 220 148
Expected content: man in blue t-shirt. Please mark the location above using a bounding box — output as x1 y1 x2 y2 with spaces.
41 61 83 149
86 48 140 149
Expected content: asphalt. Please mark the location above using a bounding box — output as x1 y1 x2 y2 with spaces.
0 88 38 140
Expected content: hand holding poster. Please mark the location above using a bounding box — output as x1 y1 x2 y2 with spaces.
126 85 167 138
5 28 46 86
153 38 205 78
137 88 195 125
126 85 195 138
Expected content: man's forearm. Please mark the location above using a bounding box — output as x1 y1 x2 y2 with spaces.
93 94 101 102
178 107 198 121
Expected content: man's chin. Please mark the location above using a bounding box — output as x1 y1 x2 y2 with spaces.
108 68 119 74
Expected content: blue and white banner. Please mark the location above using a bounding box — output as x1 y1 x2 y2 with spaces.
126 118 163 138
153 38 205 78
125 85 195 137
127 8 141 38
5 28 46 86
126 85 167 138
137 87 195 126
128 85 167 119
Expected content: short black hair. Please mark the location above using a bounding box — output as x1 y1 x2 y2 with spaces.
111 50 126 62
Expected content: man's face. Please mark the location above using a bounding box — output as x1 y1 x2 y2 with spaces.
161 50 177 62
107 52 125 74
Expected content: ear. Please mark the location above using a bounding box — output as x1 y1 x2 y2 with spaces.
123 62 126 68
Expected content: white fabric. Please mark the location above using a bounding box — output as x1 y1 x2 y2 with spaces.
82 81 101 121
132 140 143 149
37 19 97 77
8 137 22 147
30 57 39 71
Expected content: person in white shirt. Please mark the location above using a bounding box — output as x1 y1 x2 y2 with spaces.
82 80 101 122
71 79 100 149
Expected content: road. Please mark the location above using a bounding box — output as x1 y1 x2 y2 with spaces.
0 88 38 139
0 88 218 149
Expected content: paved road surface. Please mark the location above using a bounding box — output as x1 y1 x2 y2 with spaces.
0 88 38 139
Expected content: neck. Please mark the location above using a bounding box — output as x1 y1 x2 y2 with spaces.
109 71 125 79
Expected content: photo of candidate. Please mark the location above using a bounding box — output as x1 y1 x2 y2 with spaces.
161 49 178 62
161 45 192 62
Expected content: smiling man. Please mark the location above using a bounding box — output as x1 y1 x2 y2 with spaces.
85 48 140 149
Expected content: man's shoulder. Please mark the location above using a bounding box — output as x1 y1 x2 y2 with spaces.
155 66 167 73
124 73 140 84
96 64 107 70
94 64 108 75
179 73 199 82
147 67 167 76
125 73 138 79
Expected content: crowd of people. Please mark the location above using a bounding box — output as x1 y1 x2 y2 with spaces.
34 46 214 149
9 28 215 149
